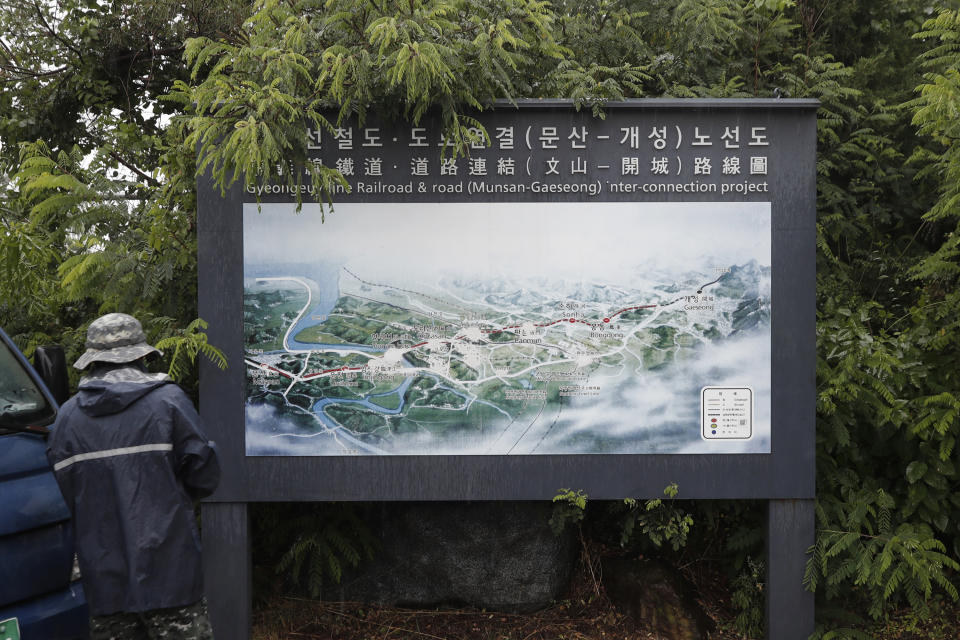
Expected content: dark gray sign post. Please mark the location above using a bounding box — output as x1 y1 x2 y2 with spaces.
198 99 816 639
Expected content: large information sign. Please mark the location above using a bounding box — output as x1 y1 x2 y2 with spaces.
199 99 815 499
198 99 817 640
200 100 816 499
239 103 796 460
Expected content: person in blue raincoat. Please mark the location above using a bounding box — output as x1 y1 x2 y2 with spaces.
47 313 220 640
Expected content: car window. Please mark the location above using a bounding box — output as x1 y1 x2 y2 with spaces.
0 339 56 434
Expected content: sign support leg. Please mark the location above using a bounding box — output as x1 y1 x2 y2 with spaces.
202 502 251 640
766 498 815 639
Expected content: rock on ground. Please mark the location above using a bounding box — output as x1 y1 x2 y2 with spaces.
326 502 578 613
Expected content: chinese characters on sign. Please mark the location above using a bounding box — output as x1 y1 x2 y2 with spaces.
251 113 775 200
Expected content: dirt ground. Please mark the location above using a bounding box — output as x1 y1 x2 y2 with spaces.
252 549 752 640
251 552 959 640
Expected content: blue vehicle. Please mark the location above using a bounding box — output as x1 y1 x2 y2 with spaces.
0 329 88 639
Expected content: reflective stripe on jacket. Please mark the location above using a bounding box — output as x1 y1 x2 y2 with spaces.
46 374 220 616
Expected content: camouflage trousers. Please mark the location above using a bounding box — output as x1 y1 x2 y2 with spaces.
90 599 214 640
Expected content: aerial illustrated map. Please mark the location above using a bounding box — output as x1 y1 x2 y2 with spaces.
243 202 771 456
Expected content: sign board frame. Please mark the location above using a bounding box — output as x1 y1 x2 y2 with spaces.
198 99 816 639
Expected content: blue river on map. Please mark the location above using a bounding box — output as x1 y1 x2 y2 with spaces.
248 261 357 350
308 374 472 429
248 262 482 450
311 376 415 419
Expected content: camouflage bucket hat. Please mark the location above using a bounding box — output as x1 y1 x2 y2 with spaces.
73 313 162 370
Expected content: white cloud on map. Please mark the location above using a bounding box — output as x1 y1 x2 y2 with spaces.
243 201 771 287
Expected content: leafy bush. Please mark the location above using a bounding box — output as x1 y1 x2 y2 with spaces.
252 503 377 600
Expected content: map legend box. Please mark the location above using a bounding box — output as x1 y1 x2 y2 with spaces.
701 387 753 440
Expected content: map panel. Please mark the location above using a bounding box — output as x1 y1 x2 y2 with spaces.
243 202 771 455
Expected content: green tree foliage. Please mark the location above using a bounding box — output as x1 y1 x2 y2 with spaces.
4 0 960 632
1 0 246 154
804 4 960 627
1 0 244 378
253 503 377 599
619 483 695 552
171 0 568 202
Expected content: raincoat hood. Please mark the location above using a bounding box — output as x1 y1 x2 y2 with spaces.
76 366 171 417
76 380 169 416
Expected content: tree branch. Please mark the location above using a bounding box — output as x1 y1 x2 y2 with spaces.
108 150 161 188
29 0 84 61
